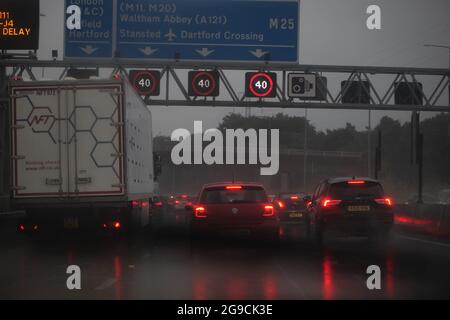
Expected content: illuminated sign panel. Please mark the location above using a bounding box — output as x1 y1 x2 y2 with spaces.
245 72 277 98
64 0 299 62
0 0 40 50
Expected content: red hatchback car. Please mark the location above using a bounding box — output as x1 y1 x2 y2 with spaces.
188 182 279 242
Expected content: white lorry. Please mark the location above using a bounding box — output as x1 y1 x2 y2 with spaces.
9 78 160 233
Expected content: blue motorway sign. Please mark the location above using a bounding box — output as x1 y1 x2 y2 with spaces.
64 0 114 59
64 0 299 63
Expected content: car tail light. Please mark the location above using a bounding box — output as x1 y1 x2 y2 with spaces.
102 223 108 229
195 206 207 218
155 201 163 207
141 201 149 208
175 200 180 204
290 195 299 200
32 224 39 231
19 224 26 232
375 198 393 206
226 185 242 190
277 201 285 209
113 221 121 229
322 199 342 208
263 205 275 217
347 180 365 185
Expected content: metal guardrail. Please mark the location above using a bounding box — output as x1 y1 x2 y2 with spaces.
395 203 450 237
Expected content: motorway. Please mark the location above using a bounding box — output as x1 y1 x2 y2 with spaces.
1 212 450 300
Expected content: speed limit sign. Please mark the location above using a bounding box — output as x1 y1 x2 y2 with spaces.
188 71 220 97
129 70 161 96
245 72 277 98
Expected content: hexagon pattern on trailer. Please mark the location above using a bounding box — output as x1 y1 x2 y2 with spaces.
26 106 56 133
90 142 118 168
91 118 116 143
69 106 97 132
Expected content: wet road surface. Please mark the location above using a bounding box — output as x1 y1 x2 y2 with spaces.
1 219 450 300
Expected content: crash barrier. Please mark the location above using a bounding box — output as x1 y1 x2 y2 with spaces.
395 203 450 238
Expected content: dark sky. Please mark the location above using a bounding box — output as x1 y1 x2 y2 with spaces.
38 0 450 136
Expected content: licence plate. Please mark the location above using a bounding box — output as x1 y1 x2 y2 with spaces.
64 217 79 229
347 205 370 212
289 212 304 218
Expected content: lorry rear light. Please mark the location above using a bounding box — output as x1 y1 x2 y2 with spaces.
322 199 342 208
194 206 207 218
263 205 275 217
132 200 141 208
375 198 393 206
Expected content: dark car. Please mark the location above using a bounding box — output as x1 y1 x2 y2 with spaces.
188 182 279 242
307 177 394 244
274 193 308 224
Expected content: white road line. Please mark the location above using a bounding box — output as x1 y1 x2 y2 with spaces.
95 278 117 291
397 235 450 249
274 261 306 299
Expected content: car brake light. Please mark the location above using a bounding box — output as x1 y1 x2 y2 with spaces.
113 221 121 229
195 206 207 218
226 185 242 190
347 180 365 185
277 201 285 208
322 199 342 207
263 205 275 217
375 198 393 206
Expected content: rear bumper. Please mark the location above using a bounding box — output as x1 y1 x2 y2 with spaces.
319 213 393 236
191 218 279 235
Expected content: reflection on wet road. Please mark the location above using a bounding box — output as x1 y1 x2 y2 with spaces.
1 222 450 299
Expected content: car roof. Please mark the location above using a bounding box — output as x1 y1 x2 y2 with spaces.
202 181 265 189
326 177 380 184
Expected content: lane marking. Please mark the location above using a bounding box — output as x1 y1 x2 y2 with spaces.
274 261 306 299
95 278 116 291
397 235 450 249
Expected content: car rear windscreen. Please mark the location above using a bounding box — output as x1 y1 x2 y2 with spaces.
201 186 268 204
329 182 384 199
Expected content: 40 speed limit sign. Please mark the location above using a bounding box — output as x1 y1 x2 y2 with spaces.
188 71 220 97
245 72 277 98
129 70 161 96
